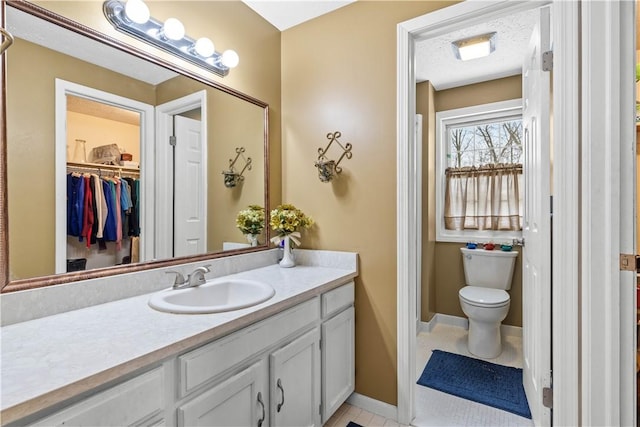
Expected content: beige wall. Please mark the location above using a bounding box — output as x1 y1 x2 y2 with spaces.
281 0 455 407
416 82 437 321
67 112 140 162
416 75 525 327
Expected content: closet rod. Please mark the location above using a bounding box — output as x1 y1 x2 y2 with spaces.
66 162 140 178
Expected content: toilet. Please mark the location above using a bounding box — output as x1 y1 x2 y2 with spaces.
459 247 518 359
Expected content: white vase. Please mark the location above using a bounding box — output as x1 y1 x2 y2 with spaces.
246 234 259 247
279 235 295 268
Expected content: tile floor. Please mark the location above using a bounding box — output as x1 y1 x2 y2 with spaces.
326 322 533 427
413 323 533 427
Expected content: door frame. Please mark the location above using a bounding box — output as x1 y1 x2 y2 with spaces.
154 90 207 260
395 1 579 425
580 1 636 425
55 79 155 272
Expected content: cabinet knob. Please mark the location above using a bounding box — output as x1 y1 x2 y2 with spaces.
276 378 285 412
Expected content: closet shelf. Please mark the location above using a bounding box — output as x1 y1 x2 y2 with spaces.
66 161 140 174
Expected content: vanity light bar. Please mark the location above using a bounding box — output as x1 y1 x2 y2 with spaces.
103 0 236 77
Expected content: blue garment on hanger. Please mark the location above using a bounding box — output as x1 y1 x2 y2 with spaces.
102 180 117 242
66 173 84 238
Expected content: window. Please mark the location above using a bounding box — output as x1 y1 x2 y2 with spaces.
435 99 523 243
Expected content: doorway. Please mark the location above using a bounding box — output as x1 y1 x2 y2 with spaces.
395 1 574 425
400 2 636 425
155 90 207 259
54 79 154 273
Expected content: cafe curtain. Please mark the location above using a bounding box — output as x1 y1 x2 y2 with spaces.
444 163 523 231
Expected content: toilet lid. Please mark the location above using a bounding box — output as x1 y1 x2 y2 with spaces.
459 286 509 307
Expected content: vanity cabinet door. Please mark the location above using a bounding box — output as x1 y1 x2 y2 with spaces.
270 328 321 427
321 306 355 422
177 360 268 427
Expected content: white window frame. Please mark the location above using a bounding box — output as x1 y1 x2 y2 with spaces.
435 98 524 243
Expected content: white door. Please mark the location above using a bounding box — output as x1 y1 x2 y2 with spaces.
522 6 552 426
177 360 268 427
173 115 206 257
270 328 321 427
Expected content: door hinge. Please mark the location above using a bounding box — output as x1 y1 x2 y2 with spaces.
319 403 322 416
620 253 637 272
542 386 553 409
542 50 553 72
169 136 177 146
319 338 322 351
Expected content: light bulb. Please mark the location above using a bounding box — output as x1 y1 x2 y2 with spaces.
162 18 185 41
124 0 150 24
221 50 239 68
194 37 215 57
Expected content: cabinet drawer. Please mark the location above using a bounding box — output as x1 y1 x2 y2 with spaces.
179 297 320 397
29 367 164 427
321 282 354 319
177 360 267 427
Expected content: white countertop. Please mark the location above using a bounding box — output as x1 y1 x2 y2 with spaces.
0 261 357 424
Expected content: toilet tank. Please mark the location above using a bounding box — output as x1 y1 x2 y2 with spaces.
460 247 518 290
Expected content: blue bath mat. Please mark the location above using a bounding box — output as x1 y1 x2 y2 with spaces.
417 350 531 419
346 423 362 427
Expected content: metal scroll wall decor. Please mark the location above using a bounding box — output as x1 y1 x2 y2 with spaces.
314 131 353 182
223 147 252 188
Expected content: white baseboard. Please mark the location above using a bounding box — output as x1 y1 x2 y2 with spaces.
346 392 397 421
419 313 522 338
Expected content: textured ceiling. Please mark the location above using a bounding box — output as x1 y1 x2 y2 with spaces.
415 8 538 90
67 96 141 126
242 0 355 31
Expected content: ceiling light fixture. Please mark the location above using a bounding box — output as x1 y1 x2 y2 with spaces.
103 0 239 77
451 32 496 61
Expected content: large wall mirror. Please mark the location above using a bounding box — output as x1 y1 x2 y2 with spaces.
1 1 270 292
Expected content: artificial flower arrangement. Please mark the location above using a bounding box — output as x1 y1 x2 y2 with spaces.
236 205 266 236
269 203 314 246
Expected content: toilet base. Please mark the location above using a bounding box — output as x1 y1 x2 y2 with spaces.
468 318 502 359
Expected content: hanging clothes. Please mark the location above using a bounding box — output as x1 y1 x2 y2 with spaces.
113 177 123 251
66 173 84 239
124 177 140 237
102 178 117 242
81 175 94 248
66 170 140 250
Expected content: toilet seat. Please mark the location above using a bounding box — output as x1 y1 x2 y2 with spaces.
459 286 509 308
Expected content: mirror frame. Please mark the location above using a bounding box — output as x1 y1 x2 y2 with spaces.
0 0 271 293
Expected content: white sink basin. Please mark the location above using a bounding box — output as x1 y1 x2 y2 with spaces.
148 278 275 314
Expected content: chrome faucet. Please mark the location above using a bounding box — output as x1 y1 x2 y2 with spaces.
166 265 211 289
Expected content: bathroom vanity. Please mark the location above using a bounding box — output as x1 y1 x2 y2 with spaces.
0 251 357 426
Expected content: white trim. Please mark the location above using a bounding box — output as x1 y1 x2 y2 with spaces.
415 114 423 332
581 1 635 425
154 91 207 260
435 99 524 243
550 2 580 425
421 313 523 338
418 320 434 334
431 313 468 330
346 392 398 422
54 79 155 272
617 2 637 426
396 17 416 426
